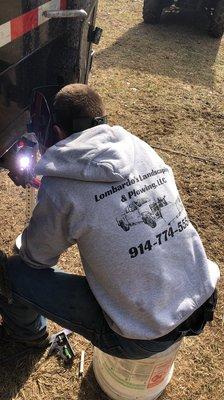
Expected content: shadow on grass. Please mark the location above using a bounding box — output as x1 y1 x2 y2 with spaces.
95 10 221 87
78 363 109 400
0 346 45 400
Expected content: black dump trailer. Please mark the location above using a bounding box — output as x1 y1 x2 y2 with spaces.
0 0 101 161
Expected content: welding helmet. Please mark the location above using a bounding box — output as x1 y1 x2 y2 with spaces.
29 85 60 154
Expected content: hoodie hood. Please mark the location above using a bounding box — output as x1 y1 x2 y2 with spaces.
35 125 135 182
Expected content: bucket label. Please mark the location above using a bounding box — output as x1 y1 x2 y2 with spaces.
147 360 173 388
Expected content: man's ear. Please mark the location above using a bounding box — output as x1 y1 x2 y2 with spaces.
52 125 67 141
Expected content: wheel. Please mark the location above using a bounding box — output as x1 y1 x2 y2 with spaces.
143 0 164 24
208 0 224 38
142 214 157 228
119 220 130 231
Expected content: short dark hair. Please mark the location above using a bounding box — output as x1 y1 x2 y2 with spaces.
53 84 106 133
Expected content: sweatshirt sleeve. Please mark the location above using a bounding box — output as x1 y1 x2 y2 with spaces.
20 180 78 268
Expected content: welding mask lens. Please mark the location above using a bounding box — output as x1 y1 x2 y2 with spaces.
30 86 61 153
30 91 53 153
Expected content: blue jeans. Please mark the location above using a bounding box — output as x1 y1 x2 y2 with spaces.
0 256 214 359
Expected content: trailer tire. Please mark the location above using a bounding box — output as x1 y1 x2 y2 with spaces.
143 0 163 24
119 221 130 231
142 214 157 228
208 0 224 38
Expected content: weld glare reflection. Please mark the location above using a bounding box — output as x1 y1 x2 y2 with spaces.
19 156 30 170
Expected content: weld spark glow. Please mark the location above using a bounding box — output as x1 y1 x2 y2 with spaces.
19 156 30 170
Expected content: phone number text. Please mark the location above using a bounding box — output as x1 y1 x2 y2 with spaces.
129 217 189 258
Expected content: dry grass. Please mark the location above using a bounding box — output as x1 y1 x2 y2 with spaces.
0 0 223 399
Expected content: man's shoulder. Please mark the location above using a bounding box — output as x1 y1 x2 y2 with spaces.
39 176 76 201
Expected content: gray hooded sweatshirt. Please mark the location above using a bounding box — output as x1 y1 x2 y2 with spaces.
20 125 220 340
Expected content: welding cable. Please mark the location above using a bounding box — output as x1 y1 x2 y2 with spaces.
152 145 224 167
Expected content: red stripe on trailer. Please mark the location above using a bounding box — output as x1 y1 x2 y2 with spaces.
0 0 69 48
11 9 38 40
60 0 68 10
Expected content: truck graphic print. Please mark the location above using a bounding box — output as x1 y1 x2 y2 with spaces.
116 196 184 232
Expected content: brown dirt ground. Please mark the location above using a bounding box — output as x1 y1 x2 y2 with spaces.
0 1 224 399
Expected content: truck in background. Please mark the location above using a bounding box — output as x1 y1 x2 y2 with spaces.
142 0 224 38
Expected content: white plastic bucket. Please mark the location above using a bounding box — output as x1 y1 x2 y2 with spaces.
93 340 182 400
